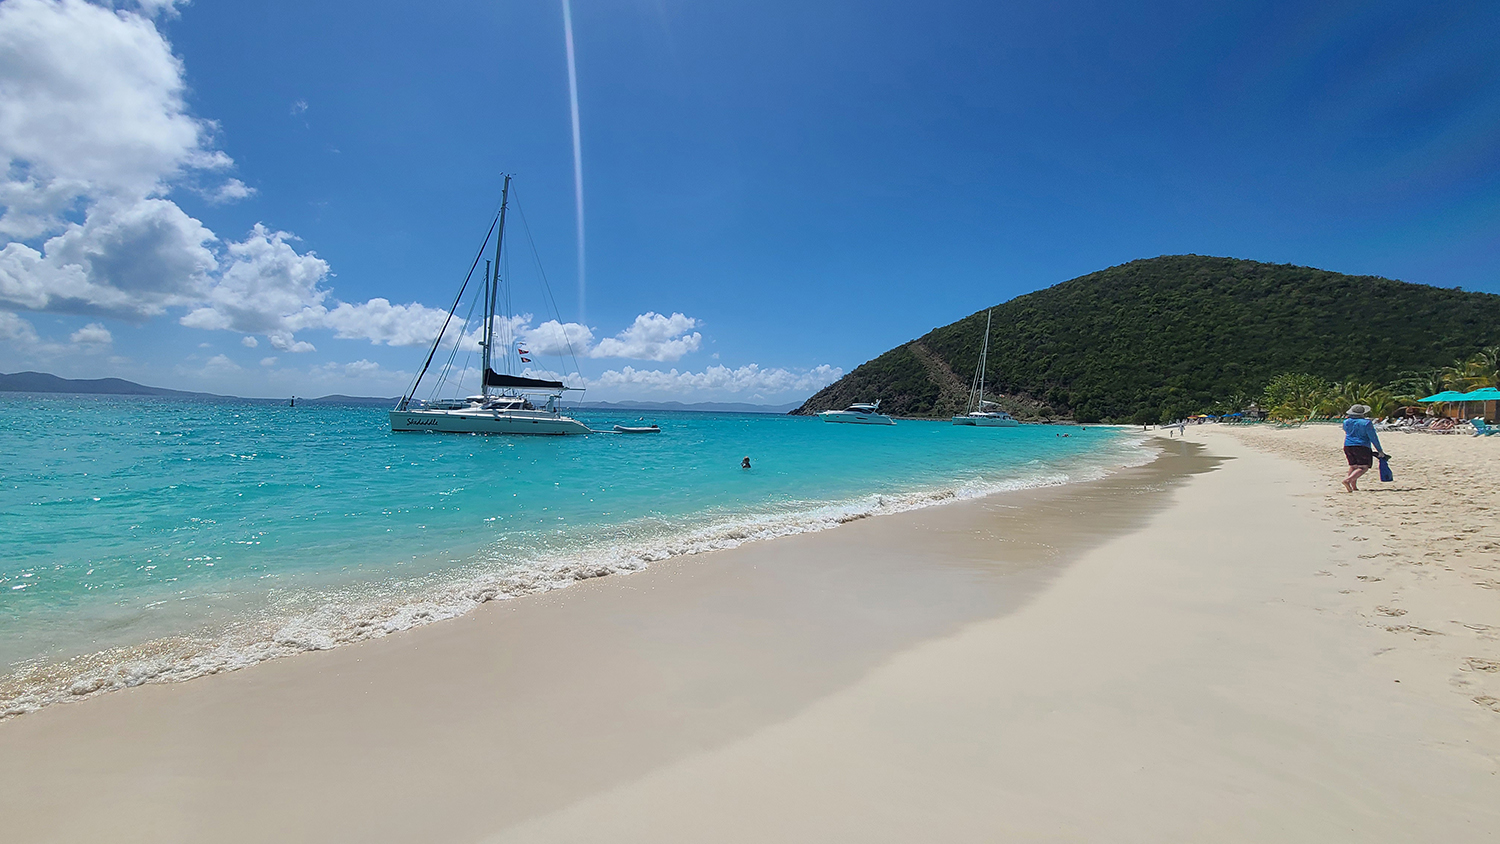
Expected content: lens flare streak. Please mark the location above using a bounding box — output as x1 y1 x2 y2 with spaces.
561 0 586 324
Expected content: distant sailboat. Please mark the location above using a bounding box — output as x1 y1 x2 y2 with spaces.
391 175 591 436
953 310 1019 427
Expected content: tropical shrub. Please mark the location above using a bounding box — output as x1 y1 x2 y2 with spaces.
1261 372 1330 420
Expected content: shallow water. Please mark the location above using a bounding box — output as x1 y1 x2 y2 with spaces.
0 393 1147 714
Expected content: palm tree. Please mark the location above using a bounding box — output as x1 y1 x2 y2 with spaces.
1456 346 1500 390
1321 379 1395 418
1386 369 1446 409
1261 372 1329 421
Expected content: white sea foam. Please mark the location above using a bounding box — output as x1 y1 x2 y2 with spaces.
0 437 1155 719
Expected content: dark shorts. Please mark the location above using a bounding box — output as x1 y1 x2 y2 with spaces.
1344 445 1373 467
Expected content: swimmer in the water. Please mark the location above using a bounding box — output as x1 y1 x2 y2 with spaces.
742 456 751 469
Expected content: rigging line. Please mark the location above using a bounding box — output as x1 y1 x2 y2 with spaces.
501 234 515 377
428 281 483 401
511 188 585 380
399 212 500 407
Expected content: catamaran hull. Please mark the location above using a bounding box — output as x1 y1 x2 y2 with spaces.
390 410 591 435
819 411 895 425
953 414 1019 427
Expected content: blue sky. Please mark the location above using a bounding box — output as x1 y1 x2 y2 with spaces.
2 0 1498 401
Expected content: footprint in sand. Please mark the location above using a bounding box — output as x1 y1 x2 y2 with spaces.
1386 624 1442 636
1474 696 1500 713
1462 658 1500 673
1356 576 1384 582
1375 606 1407 617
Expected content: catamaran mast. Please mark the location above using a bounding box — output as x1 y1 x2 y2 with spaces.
482 175 512 397
977 309 991 409
482 259 492 387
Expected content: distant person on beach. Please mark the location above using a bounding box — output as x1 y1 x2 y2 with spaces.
742 456 751 470
1342 404 1385 492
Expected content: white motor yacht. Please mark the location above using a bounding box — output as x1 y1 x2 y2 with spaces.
820 401 896 425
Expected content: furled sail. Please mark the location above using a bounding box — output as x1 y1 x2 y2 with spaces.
484 369 567 390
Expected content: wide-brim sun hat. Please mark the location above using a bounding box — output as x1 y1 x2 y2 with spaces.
1347 404 1371 417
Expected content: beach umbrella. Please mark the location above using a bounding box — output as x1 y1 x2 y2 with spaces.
1417 390 1468 402
1459 387 1500 401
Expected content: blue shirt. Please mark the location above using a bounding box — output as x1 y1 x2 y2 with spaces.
1343 418 1382 451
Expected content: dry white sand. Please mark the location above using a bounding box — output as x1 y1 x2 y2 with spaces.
485 427 1500 842
2 428 1496 842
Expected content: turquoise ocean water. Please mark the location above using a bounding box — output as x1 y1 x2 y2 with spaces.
0 393 1148 715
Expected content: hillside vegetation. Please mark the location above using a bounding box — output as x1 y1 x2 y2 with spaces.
795 256 1500 423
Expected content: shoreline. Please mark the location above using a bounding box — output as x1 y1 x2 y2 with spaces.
4 428 1494 841
0 438 1195 842
1 430 1152 720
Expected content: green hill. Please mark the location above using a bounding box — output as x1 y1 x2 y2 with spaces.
794 255 1500 423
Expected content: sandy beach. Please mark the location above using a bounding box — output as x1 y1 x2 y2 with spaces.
2 427 1497 842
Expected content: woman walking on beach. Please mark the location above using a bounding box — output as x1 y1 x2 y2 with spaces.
1342 404 1384 492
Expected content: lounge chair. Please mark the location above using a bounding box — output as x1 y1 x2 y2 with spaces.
1427 418 1458 434
1472 418 1499 437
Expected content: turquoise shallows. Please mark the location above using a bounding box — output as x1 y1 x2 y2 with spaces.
0 394 1145 710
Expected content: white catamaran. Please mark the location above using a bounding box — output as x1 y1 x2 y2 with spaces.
391 175 591 436
953 309 1019 427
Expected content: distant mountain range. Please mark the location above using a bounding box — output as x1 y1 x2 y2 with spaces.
0 371 224 398
0 372 802 413
0 371 395 403
795 255 1500 423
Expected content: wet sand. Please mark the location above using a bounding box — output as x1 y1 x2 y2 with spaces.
2 430 1497 841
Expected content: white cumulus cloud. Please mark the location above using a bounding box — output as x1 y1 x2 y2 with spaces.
0 0 222 238
318 297 453 348
0 309 40 345
179 224 327 337
523 318 594 357
591 363 841 396
69 321 111 346
0 0 449 354
204 177 255 204
590 311 701 362
1 310 126 363
514 362 841 400
0 197 217 316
